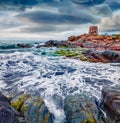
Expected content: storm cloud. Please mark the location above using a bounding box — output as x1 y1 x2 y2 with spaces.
0 0 120 40
17 10 99 25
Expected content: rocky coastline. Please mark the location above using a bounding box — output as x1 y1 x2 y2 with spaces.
16 26 120 63
16 39 120 63
0 85 120 123
1 26 120 123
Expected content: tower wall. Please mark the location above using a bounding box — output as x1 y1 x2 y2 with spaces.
89 26 98 35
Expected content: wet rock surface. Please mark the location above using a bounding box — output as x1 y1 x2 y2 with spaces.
44 40 74 48
0 93 19 123
102 85 120 122
0 93 54 123
15 41 120 63
64 94 107 123
55 48 120 63
84 50 120 63
1 88 120 123
11 94 54 123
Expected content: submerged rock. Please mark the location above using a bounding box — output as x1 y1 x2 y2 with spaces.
64 94 107 123
35 40 75 48
102 86 120 122
0 93 19 123
45 40 73 47
11 94 54 123
17 44 32 48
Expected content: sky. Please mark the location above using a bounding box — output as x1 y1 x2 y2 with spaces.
0 0 120 40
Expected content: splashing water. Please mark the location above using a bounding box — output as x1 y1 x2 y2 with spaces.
0 43 120 123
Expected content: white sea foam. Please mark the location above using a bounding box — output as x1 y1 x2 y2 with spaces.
0 51 120 123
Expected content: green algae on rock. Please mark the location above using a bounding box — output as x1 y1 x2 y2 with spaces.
11 94 30 111
11 95 54 123
64 94 108 123
54 48 87 60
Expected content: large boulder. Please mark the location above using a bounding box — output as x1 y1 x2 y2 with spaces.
64 94 107 123
0 93 19 123
102 85 120 122
11 94 54 123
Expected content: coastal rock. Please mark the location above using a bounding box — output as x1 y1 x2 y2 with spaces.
0 93 19 123
68 36 76 41
83 50 108 63
64 94 107 123
67 26 120 51
102 86 120 122
36 45 45 48
0 93 10 103
84 50 120 63
102 50 120 62
45 40 72 47
17 44 32 48
109 46 120 51
11 94 54 123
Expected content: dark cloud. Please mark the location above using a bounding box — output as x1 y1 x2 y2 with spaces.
0 0 55 6
16 11 100 25
105 0 120 11
72 0 105 6
0 0 120 38
0 0 55 11
72 0 120 11
91 4 112 17
19 25 73 33
0 0 120 12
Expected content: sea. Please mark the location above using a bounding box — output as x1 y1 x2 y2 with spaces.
0 40 120 123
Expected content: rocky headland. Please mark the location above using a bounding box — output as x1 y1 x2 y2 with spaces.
68 26 120 51
64 26 120 63
16 26 120 63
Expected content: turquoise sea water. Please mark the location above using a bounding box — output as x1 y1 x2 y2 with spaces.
0 41 120 123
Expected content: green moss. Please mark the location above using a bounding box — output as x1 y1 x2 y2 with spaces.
34 98 43 106
21 105 29 113
57 46 69 48
11 94 30 111
55 48 84 57
11 100 22 110
43 114 49 123
82 119 96 123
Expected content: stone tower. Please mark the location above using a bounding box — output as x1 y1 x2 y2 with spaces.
89 26 98 35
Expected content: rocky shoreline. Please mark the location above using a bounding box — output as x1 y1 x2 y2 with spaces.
0 86 120 123
16 40 120 63
16 26 120 63
1 26 119 123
